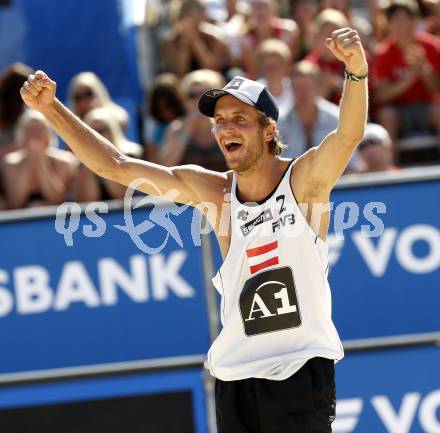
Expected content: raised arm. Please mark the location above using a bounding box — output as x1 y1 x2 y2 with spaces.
297 28 368 196
20 71 225 205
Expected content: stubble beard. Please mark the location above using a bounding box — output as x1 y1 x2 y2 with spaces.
228 136 265 174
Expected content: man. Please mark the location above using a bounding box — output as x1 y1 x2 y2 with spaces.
256 38 294 118
161 0 230 77
278 60 340 157
21 27 368 433
374 0 440 155
305 8 350 104
357 123 399 173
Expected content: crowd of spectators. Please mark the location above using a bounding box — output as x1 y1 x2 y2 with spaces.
0 0 439 210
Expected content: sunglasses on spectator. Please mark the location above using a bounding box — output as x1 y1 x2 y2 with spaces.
73 89 94 101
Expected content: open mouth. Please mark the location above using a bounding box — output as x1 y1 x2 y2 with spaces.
225 142 242 152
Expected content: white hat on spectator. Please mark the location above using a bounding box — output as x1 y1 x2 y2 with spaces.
359 123 392 149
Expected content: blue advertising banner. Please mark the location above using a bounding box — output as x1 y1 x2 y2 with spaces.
328 179 440 340
0 204 210 376
0 369 208 433
334 346 440 433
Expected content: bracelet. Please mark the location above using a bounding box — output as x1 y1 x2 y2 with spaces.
345 69 368 82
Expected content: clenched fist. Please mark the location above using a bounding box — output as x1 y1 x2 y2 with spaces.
20 70 57 112
325 28 368 77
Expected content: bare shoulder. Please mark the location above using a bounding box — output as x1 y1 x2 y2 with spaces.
173 164 232 204
290 148 329 202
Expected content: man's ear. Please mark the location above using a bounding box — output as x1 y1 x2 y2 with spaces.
264 123 276 142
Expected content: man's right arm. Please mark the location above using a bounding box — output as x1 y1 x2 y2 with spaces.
21 71 222 205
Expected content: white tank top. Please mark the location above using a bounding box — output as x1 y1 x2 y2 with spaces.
207 160 344 381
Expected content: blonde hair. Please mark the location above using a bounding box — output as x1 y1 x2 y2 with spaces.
181 69 225 96
84 107 142 158
256 39 292 63
256 110 286 155
67 71 129 128
15 109 57 146
315 8 349 31
292 60 321 80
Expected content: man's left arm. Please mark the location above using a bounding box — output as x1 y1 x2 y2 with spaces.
301 28 368 193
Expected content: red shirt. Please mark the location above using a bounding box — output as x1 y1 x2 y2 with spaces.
305 48 343 104
374 32 440 104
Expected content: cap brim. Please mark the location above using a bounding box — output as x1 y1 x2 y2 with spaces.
198 89 255 118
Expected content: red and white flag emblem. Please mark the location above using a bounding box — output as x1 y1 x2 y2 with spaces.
246 240 279 274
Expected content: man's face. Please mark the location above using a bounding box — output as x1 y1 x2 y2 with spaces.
292 74 318 107
212 95 266 172
72 85 98 118
360 142 391 172
251 0 273 22
389 9 416 39
261 53 288 80
24 119 51 150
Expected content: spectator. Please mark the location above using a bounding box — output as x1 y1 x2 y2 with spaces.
0 62 33 158
216 0 251 70
67 71 129 131
144 73 187 161
321 0 373 49
256 39 294 118
305 8 350 104
278 60 339 158
158 69 228 171
161 0 230 77
358 123 399 173
1 110 78 209
74 107 142 202
241 0 300 77
364 0 392 43
290 0 320 60
418 0 440 36
374 0 440 157
139 0 176 83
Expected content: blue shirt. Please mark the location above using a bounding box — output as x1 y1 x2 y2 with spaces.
278 97 339 158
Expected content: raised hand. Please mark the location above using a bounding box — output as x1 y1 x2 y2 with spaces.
325 28 368 76
20 70 57 112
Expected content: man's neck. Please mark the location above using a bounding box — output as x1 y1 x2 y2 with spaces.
235 156 287 203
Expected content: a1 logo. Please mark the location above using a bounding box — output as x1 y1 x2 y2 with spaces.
239 266 301 336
